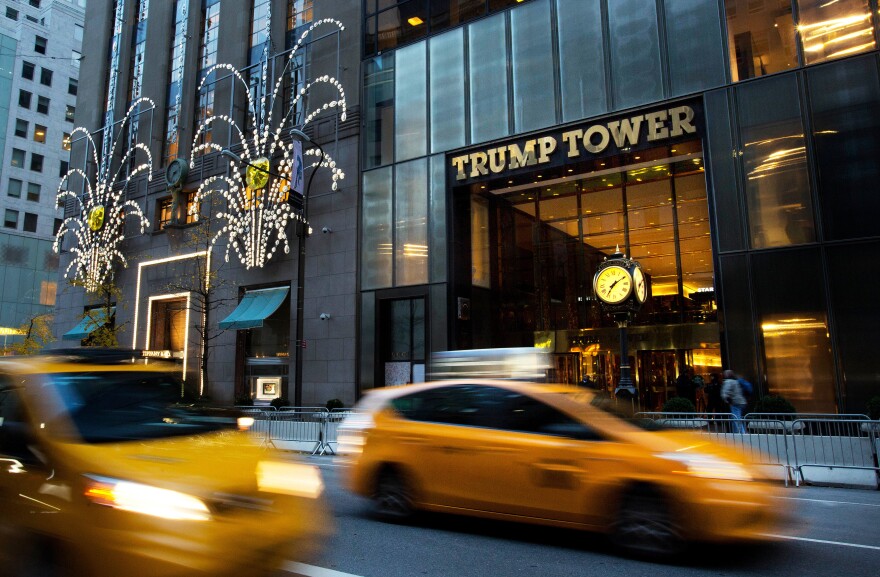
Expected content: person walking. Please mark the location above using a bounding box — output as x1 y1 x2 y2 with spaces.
675 366 697 407
721 369 747 433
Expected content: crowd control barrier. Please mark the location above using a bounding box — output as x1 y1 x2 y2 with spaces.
233 406 360 455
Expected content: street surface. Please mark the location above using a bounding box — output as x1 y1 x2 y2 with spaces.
284 456 880 577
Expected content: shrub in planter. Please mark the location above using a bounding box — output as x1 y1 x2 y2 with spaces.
270 397 290 409
753 394 796 416
662 397 696 413
234 394 254 407
866 395 880 421
326 398 344 410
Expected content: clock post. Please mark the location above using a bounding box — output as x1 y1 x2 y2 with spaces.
592 248 648 400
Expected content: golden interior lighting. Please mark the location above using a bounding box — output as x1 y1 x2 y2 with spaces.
407 17 424 26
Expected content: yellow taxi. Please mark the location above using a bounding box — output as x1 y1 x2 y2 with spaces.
338 380 788 557
0 350 330 577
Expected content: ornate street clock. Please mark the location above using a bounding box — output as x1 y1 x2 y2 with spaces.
592 248 649 399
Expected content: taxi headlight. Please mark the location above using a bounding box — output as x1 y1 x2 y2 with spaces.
659 452 753 482
84 475 211 521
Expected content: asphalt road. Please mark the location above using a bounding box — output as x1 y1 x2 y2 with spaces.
285 456 880 577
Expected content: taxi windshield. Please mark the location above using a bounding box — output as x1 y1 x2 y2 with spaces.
47 371 239 443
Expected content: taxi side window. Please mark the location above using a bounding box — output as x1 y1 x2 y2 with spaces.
0 388 37 460
392 385 505 428
496 392 602 441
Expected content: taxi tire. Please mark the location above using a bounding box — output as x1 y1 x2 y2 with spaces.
372 466 415 522
6 532 63 577
612 486 684 559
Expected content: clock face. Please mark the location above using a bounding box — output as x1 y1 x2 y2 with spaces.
165 158 188 187
87 205 105 232
633 266 647 303
594 265 632 304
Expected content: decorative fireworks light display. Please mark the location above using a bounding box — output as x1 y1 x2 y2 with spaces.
54 97 154 293
189 19 347 269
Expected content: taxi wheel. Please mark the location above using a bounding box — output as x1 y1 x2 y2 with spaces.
5 532 63 577
372 466 415 522
612 487 684 558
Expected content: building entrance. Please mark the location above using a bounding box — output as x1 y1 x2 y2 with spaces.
460 139 721 405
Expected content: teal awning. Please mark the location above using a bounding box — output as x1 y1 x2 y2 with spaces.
62 307 115 341
219 287 289 330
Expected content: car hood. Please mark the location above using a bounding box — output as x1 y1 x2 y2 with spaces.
613 428 756 464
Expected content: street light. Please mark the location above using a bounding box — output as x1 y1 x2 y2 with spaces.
289 129 326 407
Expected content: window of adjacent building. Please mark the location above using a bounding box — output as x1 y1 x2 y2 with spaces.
736 74 815 248
59 160 69 178
33 124 47 144
74 23 83 42
14 119 28 138
724 0 797 81
30 154 44 173
29 1 41 8
34 36 47 55
22 61 35 80
19 90 32 109
37 96 49 114
62 132 71 151
40 68 52 86
5 7 18 21
23 213 37 233
65 105 75 122
72 51 81 69
26 183 40 203
11 149 25 168
4 209 18 229
53 218 63 235
8 179 22 198
68 78 78 96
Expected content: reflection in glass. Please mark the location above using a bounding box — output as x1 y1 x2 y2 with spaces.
364 55 395 169
557 0 607 121
797 0 874 65
362 168 393 290
469 13 509 143
472 196 490 288
607 0 663 109
430 29 465 153
395 43 427 162
395 159 429 286
737 75 815 248
510 0 555 133
724 0 797 81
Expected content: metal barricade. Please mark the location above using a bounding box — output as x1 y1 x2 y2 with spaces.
271 407 331 455
324 409 361 454
635 412 793 485
234 405 276 449
788 418 880 487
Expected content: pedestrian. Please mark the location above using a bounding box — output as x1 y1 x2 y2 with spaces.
706 372 724 414
721 369 748 433
675 366 697 407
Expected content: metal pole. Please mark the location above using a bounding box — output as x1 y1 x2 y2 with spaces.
293 135 324 406
615 315 636 398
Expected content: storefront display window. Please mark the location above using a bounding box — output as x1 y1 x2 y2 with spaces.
148 297 186 353
244 290 290 359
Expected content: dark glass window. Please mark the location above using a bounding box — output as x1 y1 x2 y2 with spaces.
30 153 44 172
5 7 18 20
14 119 28 138
496 392 600 439
705 89 745 252
797 0 874 66
68 78 78 96
53 218 63 235
752 248 835 413
557 0 607 122
59 160 69 178
18 90 32 109
34 36 47 55
377 0 428 53
23 213 37 233
808 56 880 241
718 255 757 383
4 209 18 229
827 242 880 414
737 75 815 248
7 179 22 198
66 105 75 123
26 182 40 202
11 149 25 168
244 288 291 358
429 0 485 33
664 0 726 96
21 61 35 80
37 96 49 114
391 385 504 427
40 67 52 86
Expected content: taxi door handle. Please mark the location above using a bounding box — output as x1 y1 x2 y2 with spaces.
394 435 428 445
474 446 521 455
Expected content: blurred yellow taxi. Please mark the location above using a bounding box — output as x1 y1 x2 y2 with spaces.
338 380 787 557
0 350 330 577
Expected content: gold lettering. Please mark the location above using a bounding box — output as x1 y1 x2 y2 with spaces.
536 137 557 163
470 151 489 178
488 147 507 173
608 116 644 148
583 125 610 154
645 111 669 141
507 142 538 169
452 155 469 181
562 129 583 158
669 106 696 137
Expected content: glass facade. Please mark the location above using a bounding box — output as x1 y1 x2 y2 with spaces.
194 0 220 152
359 0 880 414
163 0 188 163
